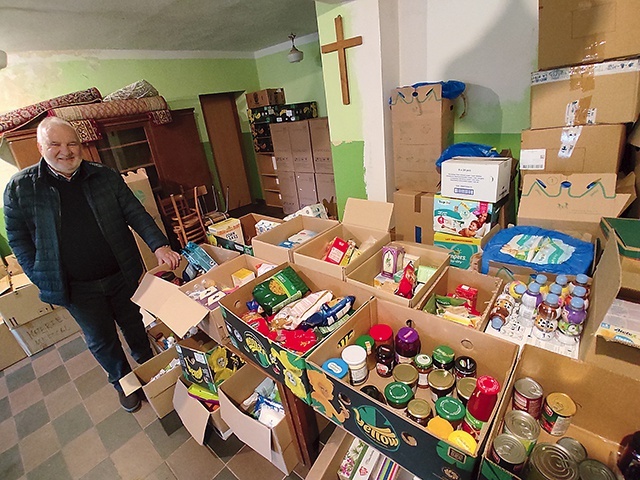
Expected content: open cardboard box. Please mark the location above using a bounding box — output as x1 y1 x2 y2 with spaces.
219 263 374 404
0 274 54 328
252 215 338 264
416 266 503 331
306 297 519 480
131 245 241 342
212 213 283 256
120 346 182 418
434 224 500 270
479 344 640 480
173 377 232 445
346 241 450 308
218 363 299 474
517 173 636 239
0 320 27 369
293 198 395 280
10 308 80 356
393 190 435 245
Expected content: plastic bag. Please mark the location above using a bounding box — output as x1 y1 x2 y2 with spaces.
435 142 500 168
405 80 466 100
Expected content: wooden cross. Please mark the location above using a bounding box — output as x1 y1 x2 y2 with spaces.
321 15 363 105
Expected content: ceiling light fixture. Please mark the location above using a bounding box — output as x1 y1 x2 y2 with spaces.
287 34 303 63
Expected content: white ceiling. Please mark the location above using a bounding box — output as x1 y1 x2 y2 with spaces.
0 0 319 54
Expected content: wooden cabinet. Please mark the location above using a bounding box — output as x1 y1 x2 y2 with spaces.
4 108 212 202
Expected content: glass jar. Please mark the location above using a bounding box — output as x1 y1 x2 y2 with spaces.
432 345 455 372
435 397 466 429
341 345 368 386
393 364 419 393
456 377 477 406
395 326 420 364
427 369 455 403
360 385 386 404
454 356 477 379
414 353 433 389
369 324 393 350
355 334 376 370
384 382 413 409
406 398 432 426
375 344 395 378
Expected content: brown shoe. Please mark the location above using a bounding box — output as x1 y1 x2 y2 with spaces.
118 390 141 413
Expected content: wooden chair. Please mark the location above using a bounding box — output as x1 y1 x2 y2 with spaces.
157 192 206 247
189 185 227 226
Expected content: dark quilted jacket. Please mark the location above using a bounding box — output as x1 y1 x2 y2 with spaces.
3 159 169 306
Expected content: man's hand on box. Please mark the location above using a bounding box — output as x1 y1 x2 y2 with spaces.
154 246 181 270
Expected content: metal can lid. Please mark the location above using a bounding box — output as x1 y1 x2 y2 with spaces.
546 392 577 417
435 397 465 421
456 377 477 400
393 363 418 384
427 369 455 390
493 433 527 465
341 345 367 367
384 381 413 404
557 437 588 464
355 335 374 354
407 398 431 419
454 356 477 375
369 323 393 342
433 345 455 364
504 410 540 441
530 443 579 480
321 358 349 379
578 459 617 480
414 353 432 369
514 377 544 400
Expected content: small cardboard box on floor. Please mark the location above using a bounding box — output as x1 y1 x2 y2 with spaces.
120 345 182 418
479 344 640 480
218 363 298 474
293 198 395 280
130 245 240 342
0 273 54 328
306 298 519 480
219 263 373 404
0 321 26 370
211 213 283 256
346 241 450 308
252 214 338 264
10 308 80 356
394 190 435 245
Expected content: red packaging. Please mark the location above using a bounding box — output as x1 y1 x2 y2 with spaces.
323 237 350 265
395 262 416 299
454 284 480 315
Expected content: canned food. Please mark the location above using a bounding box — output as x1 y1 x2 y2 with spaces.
406 398 432 426
503 410 540 455
557 437 587 464
454 356 477 379
456 377 477 406
540 392 576 436
526 443 579 480
513 377 544 419
490 433 527 474
427 369 455 403
578 458 617 480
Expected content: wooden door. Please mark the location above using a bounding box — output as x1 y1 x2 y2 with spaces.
200 93 252 209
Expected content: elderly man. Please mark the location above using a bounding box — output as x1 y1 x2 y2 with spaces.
4 117 181 412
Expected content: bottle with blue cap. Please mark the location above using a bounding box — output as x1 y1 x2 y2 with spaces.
534 274 549 298
567 285 589 310
548 283 564 306
532 293 561 341
555 274 570 299
569 273 591 298
519 282 543 325
557 296 587 343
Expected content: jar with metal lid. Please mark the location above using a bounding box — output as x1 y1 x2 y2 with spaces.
393 363 419 393
435 397 466 429
456 377 477 406
490 433 527 475
427 369 455 403
526 443 579 480
503 410 540 455
395 325 420 364
578 458 617 480
557 437 587 464
406 398 432 426
375 344 395 378
454 356 477 379
384 381 413 409
355 334 376 370
341 345 368 386
413 353 433 389
321 358 349 380
432 345 455 371
369 324 393 349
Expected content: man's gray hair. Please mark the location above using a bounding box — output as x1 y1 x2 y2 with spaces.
36 117 78 145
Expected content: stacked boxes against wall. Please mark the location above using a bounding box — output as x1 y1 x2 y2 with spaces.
270 118 337 217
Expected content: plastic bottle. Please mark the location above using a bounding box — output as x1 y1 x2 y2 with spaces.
548 283 564 306
535 274 549 299
565 285 589 310
569 273 590 298
532 293 560 341
504 281 527 302
518 282 543 326
555 274 570 299
557 297 587 343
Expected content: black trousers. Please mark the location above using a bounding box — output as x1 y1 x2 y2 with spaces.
66 271 153 390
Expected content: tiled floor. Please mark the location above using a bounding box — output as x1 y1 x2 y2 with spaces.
0 332 320 480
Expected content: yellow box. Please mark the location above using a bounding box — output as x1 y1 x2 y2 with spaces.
231 268 255 288
208 218 244 245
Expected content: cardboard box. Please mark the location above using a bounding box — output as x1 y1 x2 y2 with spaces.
130 245 240 341
277 171 300 215
120 346 182 418
306 427 354 480
0 321 27 370
288 121 314 173
212 213 283 256
250 123 271 138
315 173 337 219
4 255 23 276
309 118 334 174
530 58 640 129
595 298 640 350
600 217 640 260
218 364 298 474
538 0 640 70
296 172 318 207
208 218 244 245
245 88 285 109
391 83 455 192
520 124 625 174
220 263 373 403
248 102 318 125
434 225 499 270
433 195 499 238
441 157 512 203
394 190 435 245
416 265 503 330
479 345 640 480
0 277 54 328
253 135 274 154
173 378 231 445
293 198 395 280
11 307 81 356
252 215 338 264
517 173 636 239
346 241 450 308
270 123 295 172
306 298 518 480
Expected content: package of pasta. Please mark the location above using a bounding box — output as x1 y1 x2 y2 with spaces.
252 266 310 315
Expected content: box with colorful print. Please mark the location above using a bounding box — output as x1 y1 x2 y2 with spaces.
248 102 318 124
211 213 283 256
219 263 372 404
306 297 518 480
433 195 499 239
434 225 499 270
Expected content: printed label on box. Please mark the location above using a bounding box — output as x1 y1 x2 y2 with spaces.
520 149 546 170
